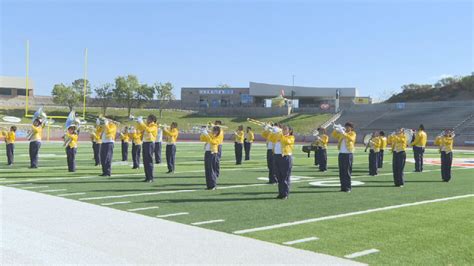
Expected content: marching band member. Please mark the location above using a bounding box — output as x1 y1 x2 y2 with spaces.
392 128 407 187
64 125 79 172
331 122 356 193
163 122 179 174
315 127 329 172
234 125 244 165
99 118 117 177
136 115 158 182
244 126 254 161
368 131 381 176
214 120 224 177
29 118 45 169
91 121 103 166
120 126 130 161
261 123 277 184
154 125 163 164
411 124 427 172
264 124 294 199
1 126 16 166
435 129 455 182
129 126 142 169
378 131 387 168
200 126 222 190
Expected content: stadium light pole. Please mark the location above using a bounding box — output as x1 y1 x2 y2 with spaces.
83 48 88 120
25 40 30 117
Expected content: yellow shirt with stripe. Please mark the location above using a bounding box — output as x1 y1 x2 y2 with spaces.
200 133 222 154
30 125 43 142
370 136 382 152
234 130 244 144
411 130 427 147
435 136 454 153
120 132 130 142
137 122 158 143
163 127 179 144
100 123 117 143
379 136 387 150
130 132 143 145
2 131 16 144
266 131 295 156
91 126 103 144
65 133 78 149
392 133 407 152
245 131 255 143
331 130 357 153
314 134 329 149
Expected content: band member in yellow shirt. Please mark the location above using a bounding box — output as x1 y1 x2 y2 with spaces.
264 124 295 199
129 126 142 169
434 129 455 182
137 115 158 182
214 120 224 177
1 126 17 166
244 126 255 161
92 121 103 166
315 127 329 172
29 118 45 169
154 125 163 164
411 124 427 172
200 126 222 190
64 125 79 172
331 122 356 192
261 123 278 184
234 125 244 165
120 127 130 161
392 128 407 187
99 118 117 177
378 131 387 168
367 131 381 176
163 122 179 174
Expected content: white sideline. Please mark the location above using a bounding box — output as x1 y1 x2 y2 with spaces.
21 185 49 189
345 249 380 259
57 192 86 197
156 212 189 218
191 219 225 225
101 201 131 206
283 237 319 245
127 206 159 212
233 194 474 234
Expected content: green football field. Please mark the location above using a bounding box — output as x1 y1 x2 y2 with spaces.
1 142 473 265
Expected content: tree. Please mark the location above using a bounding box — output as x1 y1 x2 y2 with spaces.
218 83 231 88
113 75 154 116
154 82 175 118
51 79 91 111
94 83 114 115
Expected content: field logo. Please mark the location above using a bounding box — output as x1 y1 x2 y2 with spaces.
309 180 365 187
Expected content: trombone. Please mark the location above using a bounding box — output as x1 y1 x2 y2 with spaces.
247 118 269 127
98 115 120 125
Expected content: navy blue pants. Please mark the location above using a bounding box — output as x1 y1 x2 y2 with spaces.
378 149 384 168
314 149 319 165
369 150 378 176
166 144 176 172
29 141 41 168
275 155 292 197
93 142 101 166
441 151 453 181
392 151 406 186
234 142 243 164
143 142 155 181
6 143 14 165
216 145 222 177
317 148 327 171
204 151 219 189
267 149 277 183
154 142 162 164
413 146 425 172
132 143 141 169
66 146 77 172
244 142 252 160
338 153 353 191
121 141 129 161
100 142 114 176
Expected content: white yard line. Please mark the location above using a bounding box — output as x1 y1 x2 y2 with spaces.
21 185 49 189
127 206 160 212
156 212 189 218
57 192 86 197
39 189 67 193
233 194 474 234
345 249 380 259
283 237 319 245
191 219 225 225
7 183 32 187
101 201 131 206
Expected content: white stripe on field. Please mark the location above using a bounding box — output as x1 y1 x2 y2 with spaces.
156 212 189 218
344 249 380 259
57 192 86 197
7 183 32 187
101 201 131 206
127 206 159 212
191 219 225 225
39 189 67 193
233 194 474 234
283 237 319 245
21 186 49 189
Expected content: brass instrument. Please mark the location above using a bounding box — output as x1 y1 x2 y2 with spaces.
363 133 374 152
332 123 346 133
247 118 268 127
129 114 143 122
98 115 120 126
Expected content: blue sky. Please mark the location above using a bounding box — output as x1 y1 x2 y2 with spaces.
1 0 472 100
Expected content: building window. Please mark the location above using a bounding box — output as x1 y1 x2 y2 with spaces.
0 88 12 95
17 89 27 96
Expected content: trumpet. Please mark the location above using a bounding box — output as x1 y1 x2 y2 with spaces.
129 114 143 122
332 123 346 133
